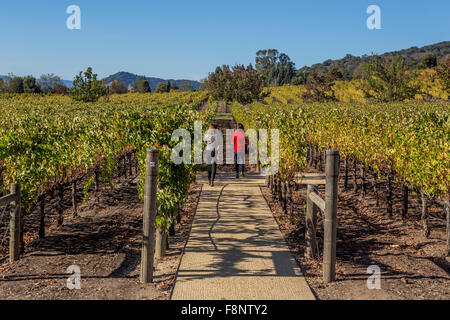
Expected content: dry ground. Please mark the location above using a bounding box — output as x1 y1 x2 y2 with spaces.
261 164 450 300
0 175 201 300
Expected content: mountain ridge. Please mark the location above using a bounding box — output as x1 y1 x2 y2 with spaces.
297 41 450 80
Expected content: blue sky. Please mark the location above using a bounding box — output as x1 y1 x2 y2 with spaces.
0 0 448 81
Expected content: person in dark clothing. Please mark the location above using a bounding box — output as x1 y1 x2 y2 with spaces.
204 124 220 186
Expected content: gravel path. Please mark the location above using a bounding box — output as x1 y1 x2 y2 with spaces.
171 172 315 300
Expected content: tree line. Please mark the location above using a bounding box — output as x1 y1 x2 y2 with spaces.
0 68 198 102
202 48 449 104
0 73 69 94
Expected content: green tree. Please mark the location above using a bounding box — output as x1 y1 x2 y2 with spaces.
23 76 41 93
419 54 438 69
363 56 419 102
8 76 24 93
203 64 262 104
361 55 419 102
436 55 449 94
291 76 305 85
255 49 296 86
203 65 233 101
166 81 171 92
133 77 151 93
231 64 263 103
69 67 106 102
276 53 296 85
154 82 168 93
0 78 6 93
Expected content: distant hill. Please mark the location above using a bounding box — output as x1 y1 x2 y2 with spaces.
103 72 201 92
298 41 450 80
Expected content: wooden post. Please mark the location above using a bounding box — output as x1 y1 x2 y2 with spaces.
134 151 139 174
281 181 287 214
277 178 282 202
445 201 449 257
57 184 64 226
176 202 181 224
353 159 358 194
307 144 311 166
373 173 379 208
323 150 339 284
318 150 323 171
287 181 293 218
128 153 132 176
401 182 408 221
344 158 349 189
313 147 317 169
123 156 127 177
94 170 99 191
421 191 430 238
39 195 45 239
141 149 159 283
386 173 393 218
305 184 318 259
361 166 366 197
72 181 78 218
269 175 273 192
9 184 21 263
273 175 278 198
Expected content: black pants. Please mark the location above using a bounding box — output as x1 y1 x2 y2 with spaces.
208 162 217 182
234 151 245 174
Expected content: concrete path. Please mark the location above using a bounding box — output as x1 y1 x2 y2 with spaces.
171 172 315 300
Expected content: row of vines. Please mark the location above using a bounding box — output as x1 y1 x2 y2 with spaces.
0 91 215 252
232 98 449 254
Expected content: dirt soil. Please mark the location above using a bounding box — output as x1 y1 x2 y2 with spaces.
0 175 201 300
261 164 450 300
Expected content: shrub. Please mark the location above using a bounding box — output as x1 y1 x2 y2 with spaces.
154 82 168 93
54 83 69 95
361 55 419 102
133 77 151 93
69 67 106 102
23 76 41 94
302 66 343 102
8 76 24 93
436 56 449 95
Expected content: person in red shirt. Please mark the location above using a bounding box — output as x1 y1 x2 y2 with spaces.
232 123 248 178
